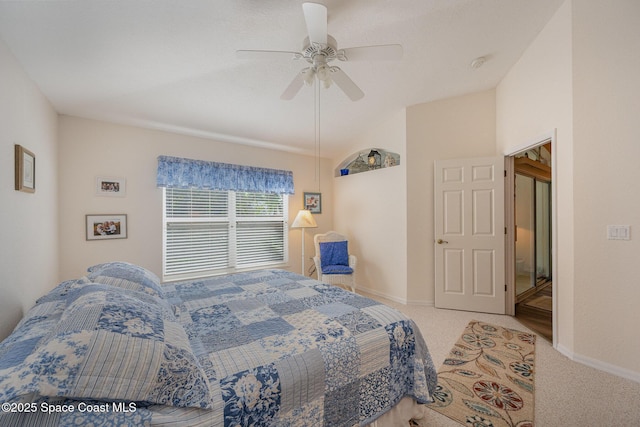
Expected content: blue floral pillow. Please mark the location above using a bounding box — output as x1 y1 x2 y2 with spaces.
319 241 353 274
0 284 212 409
86 261 164 298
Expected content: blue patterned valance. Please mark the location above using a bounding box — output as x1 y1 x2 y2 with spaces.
157 156 294 194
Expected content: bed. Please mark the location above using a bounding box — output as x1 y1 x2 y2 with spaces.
0 262 437 426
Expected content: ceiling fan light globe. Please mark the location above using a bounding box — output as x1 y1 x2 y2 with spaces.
303 70 315 86
316 65 330 81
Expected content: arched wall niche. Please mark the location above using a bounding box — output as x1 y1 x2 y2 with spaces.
335 148 400 177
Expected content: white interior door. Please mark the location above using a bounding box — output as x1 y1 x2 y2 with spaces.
434 157 505 314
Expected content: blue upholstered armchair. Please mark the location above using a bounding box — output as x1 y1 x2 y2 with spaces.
313 231 357 292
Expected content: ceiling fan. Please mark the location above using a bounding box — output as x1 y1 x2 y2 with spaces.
236 2 403 101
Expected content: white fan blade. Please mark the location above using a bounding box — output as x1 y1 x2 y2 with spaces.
281 72 305 100
302 2 327 46
331 68 364 101
339 44 403 61
237 49 300 60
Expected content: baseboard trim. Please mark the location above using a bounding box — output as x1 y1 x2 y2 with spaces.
407 299 435 307
556 344 640 384
356 287 435 307
357 286 408 304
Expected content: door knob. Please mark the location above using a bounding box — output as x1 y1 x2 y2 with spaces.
437 239 449 244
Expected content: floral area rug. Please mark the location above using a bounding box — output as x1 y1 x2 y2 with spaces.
426 320 536 427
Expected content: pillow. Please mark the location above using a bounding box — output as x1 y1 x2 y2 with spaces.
0 284 212 409
0 280 88 369
321 264 354 274
86 261 164 298
319 241 350 272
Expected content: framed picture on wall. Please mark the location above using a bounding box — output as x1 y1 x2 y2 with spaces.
304 192 321 214
96 176 126 197
15 144 35 193
86 214 128 240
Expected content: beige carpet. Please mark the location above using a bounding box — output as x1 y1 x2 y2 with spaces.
361 293 640 427
426 320 535 427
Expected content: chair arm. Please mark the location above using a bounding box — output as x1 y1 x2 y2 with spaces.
313 256 322 276
348 254 357 269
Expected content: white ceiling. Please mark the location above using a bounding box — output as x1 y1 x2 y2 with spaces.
0 0 564 157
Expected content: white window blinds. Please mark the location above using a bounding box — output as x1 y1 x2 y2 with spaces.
163 188 288 280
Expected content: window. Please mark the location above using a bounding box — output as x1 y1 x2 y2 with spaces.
163 188 288 280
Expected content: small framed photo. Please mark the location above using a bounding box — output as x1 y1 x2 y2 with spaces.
15 144 35 193
86 214 128 240
304 192 321 214
96 176 126 197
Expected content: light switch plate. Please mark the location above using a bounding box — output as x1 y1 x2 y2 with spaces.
607 225 631 240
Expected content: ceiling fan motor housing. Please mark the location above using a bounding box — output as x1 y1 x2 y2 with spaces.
301 35 341 64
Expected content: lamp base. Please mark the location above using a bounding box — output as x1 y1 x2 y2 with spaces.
301 230 306 276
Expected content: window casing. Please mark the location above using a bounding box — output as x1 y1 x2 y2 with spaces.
163 188 288 281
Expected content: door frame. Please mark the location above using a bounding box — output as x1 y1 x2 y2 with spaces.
504 129 558 346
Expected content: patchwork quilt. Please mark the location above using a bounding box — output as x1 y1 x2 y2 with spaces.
0 264 436 426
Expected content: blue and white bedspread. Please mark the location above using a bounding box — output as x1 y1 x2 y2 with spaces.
0 263 436 426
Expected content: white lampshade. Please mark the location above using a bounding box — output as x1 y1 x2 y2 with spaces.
291 209 317 228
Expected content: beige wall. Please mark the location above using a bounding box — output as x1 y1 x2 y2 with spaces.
333 110 408 301
406 90 497 304
0 39 59 339
498 0 640 379
571 0 640 376
58 115 333 282
333 90 498 308
496 0 575 351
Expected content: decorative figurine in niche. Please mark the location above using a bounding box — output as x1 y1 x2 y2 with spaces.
367 149 381 169
384 154 397 168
